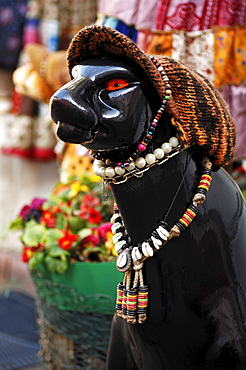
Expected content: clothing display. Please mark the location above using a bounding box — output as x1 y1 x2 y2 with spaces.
155 0 246 31
97 0 246 160
2 0 98 163
0 0 28 71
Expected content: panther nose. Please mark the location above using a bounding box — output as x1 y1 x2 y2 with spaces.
50 88 98 131
50 83 99 145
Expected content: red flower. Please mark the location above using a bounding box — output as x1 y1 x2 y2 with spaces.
40 210 56 228
79 206 102 224
87 208 102 224
81 194 100 208
19 205 30 219
58 231 79 250
22 246 35 263
81 231 100 248
98 222 112 241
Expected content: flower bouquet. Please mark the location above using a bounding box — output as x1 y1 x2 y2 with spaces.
9 175 121 368
9 174 116 274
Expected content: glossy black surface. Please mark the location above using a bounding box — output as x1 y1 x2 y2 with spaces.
50 59 246 369
50 59 153 150
109 149 246 370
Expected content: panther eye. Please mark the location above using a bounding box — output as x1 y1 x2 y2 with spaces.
105 79 129 91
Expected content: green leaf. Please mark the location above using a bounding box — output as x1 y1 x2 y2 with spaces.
9 217 24 230
44 255 68 274
45 244 69 257
68 216 86 233
22 220 46 246
55 213 67 229
44 255 58 272
28 252 45 270
55 256 68 274
78 228 92 239
46 228 63 246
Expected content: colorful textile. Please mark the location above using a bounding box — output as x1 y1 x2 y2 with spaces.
96 15 138 42
214 26 246 88
98 0 157 29
135 29 154 51
145 31 172 56
146 30 214 84
134 0 158 30
98 0 139 26
0 0 28 70
156 0 246 31
1 93 56 160
220 85 246 160
184 30 214 79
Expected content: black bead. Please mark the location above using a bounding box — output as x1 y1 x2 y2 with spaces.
137 243 142 253
152 230 162 241
148 238 154 249
148 127 155 133
159 220 168 229
175 221 186 232
115 226 125 234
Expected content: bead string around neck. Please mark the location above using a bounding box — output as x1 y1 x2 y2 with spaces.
92 138 182 184
111 157 213 324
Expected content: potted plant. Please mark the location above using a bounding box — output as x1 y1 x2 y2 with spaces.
9 174 122 368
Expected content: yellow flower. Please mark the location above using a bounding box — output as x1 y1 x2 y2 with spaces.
80 184 90 192
105 231 118 256
69 182 89 197
91 175 102 183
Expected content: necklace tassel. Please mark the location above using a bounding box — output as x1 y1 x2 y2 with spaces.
116 267 149 324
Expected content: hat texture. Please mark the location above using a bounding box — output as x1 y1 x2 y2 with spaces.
67 25 235 168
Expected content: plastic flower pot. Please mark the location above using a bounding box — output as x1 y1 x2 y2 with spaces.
32 261 123 314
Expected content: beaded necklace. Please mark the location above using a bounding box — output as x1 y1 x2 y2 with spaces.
92 139 183 184
111 157 213 324
88 56 213 324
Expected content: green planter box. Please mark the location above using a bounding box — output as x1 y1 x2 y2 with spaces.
32 262 123 315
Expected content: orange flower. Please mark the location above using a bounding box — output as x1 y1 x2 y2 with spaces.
58 231 79 250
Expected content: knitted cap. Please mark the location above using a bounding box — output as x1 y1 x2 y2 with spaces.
67 25 235 168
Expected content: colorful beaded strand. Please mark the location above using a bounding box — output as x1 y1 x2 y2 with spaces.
137 286 149 324
113 158 213 324
126 288 138 324
175 203 199 231
116 282 124 315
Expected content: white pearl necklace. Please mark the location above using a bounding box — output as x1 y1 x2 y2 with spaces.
93 136 181 184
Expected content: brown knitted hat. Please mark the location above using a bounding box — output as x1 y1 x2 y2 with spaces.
67 25 235 168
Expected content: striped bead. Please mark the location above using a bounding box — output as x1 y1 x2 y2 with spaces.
127 288 138 317
177 204 199 229
137 285 149 315
122 288 128 316
198 174 212 192
116 283 124 311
